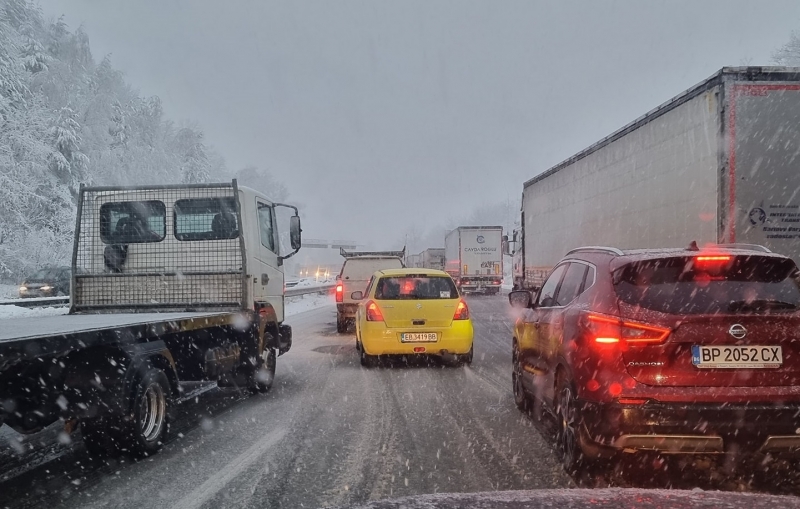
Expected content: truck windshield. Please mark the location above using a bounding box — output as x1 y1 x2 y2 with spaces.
375 276 458 300
614 256 800 315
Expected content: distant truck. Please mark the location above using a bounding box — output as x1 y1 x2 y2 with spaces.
509 67 800 290
445 226 503 294
420 248 445 271
0 181 301 456
406 253 423 269
335 248 405 332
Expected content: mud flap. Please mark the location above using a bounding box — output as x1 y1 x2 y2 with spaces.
278 324 292 356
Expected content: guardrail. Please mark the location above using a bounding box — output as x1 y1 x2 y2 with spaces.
0 284 335 308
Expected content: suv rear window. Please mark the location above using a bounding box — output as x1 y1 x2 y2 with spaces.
375 276 458 300
614 256 800 315
341 258 404 280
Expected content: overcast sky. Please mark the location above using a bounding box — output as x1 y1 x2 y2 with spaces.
36 0 800 246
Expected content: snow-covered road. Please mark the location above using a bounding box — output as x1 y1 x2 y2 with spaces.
2 296 800 508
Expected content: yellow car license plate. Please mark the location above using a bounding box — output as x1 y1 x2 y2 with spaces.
401 333 438 343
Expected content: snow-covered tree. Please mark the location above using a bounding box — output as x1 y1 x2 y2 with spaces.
0 1 242 282
773 31 800 65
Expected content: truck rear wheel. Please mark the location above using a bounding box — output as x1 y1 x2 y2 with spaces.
121 367 171 457
81 417 123 457
337 317 348 333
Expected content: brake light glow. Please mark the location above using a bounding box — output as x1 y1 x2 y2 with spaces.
696 255 731 262
335 283 343 303
453 300 470 320
694 255 731 268
585 313 670 347
617 398 649 405
366 300 384 321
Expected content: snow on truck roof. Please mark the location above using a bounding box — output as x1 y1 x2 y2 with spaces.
523 66 800 190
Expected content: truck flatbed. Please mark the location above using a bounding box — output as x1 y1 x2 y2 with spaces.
0 312 234 369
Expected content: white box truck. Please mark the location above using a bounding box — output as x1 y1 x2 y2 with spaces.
510 67 800 290
445 226 503 294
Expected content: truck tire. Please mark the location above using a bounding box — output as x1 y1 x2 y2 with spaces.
337 317 348 333
120 367 171 458
81 417 123 457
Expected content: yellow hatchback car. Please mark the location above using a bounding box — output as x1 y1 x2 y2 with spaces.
352 269 474 367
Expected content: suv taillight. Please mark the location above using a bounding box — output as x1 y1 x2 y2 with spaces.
366 300 384 321
583 312 670 348
335 283 343 303
453 300 469 320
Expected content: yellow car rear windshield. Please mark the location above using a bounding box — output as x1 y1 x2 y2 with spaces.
375 276 458 300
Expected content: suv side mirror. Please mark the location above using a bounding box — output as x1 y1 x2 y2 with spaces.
289 215 302 250
508 290 532 309
351 291 363 300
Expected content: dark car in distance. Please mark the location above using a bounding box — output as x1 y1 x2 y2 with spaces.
508 244 800 474
18 266 71 298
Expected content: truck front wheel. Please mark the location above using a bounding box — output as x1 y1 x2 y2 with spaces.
123 367 171 457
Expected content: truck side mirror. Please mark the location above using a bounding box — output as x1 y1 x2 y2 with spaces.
290 215 302 250
502 237 511 256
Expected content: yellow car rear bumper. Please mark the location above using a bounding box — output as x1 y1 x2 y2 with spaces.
359 320 474 356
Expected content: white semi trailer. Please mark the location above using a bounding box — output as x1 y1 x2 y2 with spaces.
510 67 800 289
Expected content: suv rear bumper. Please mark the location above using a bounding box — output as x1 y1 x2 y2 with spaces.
579 399 800 457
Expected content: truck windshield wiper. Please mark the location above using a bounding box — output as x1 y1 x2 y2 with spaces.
727 299 797 312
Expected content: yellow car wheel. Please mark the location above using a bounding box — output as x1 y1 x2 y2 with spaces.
358 342 377 368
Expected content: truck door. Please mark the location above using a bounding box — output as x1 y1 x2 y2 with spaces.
253 199 284 321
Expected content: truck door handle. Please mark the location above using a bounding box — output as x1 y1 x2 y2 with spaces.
261 273 269 285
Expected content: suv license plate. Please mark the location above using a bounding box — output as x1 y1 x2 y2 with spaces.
401 333 438 343
691 345 782 369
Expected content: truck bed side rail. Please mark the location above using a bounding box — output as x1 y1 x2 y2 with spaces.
71 182 246 313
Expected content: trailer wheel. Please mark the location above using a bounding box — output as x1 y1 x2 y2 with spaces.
121 367 171 457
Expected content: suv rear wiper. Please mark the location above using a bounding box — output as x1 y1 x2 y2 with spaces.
727 299 797 312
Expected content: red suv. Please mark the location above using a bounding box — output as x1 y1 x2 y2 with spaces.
508 244 800 474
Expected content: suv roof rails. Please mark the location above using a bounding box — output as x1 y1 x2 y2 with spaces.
716 243 772 253
566 246 624 257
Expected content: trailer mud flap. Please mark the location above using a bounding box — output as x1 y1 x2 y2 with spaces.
278 324 292 356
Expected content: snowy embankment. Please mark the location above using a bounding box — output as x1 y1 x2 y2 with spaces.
0 285 18 300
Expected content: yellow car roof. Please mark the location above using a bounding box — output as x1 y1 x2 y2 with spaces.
376 268 450 277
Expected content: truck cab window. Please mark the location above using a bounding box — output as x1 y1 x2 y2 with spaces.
100 201 166 244
174 198 239 241
257 202 276 252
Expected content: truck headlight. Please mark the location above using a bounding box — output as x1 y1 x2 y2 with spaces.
19 286 27 291
40 286 53 291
